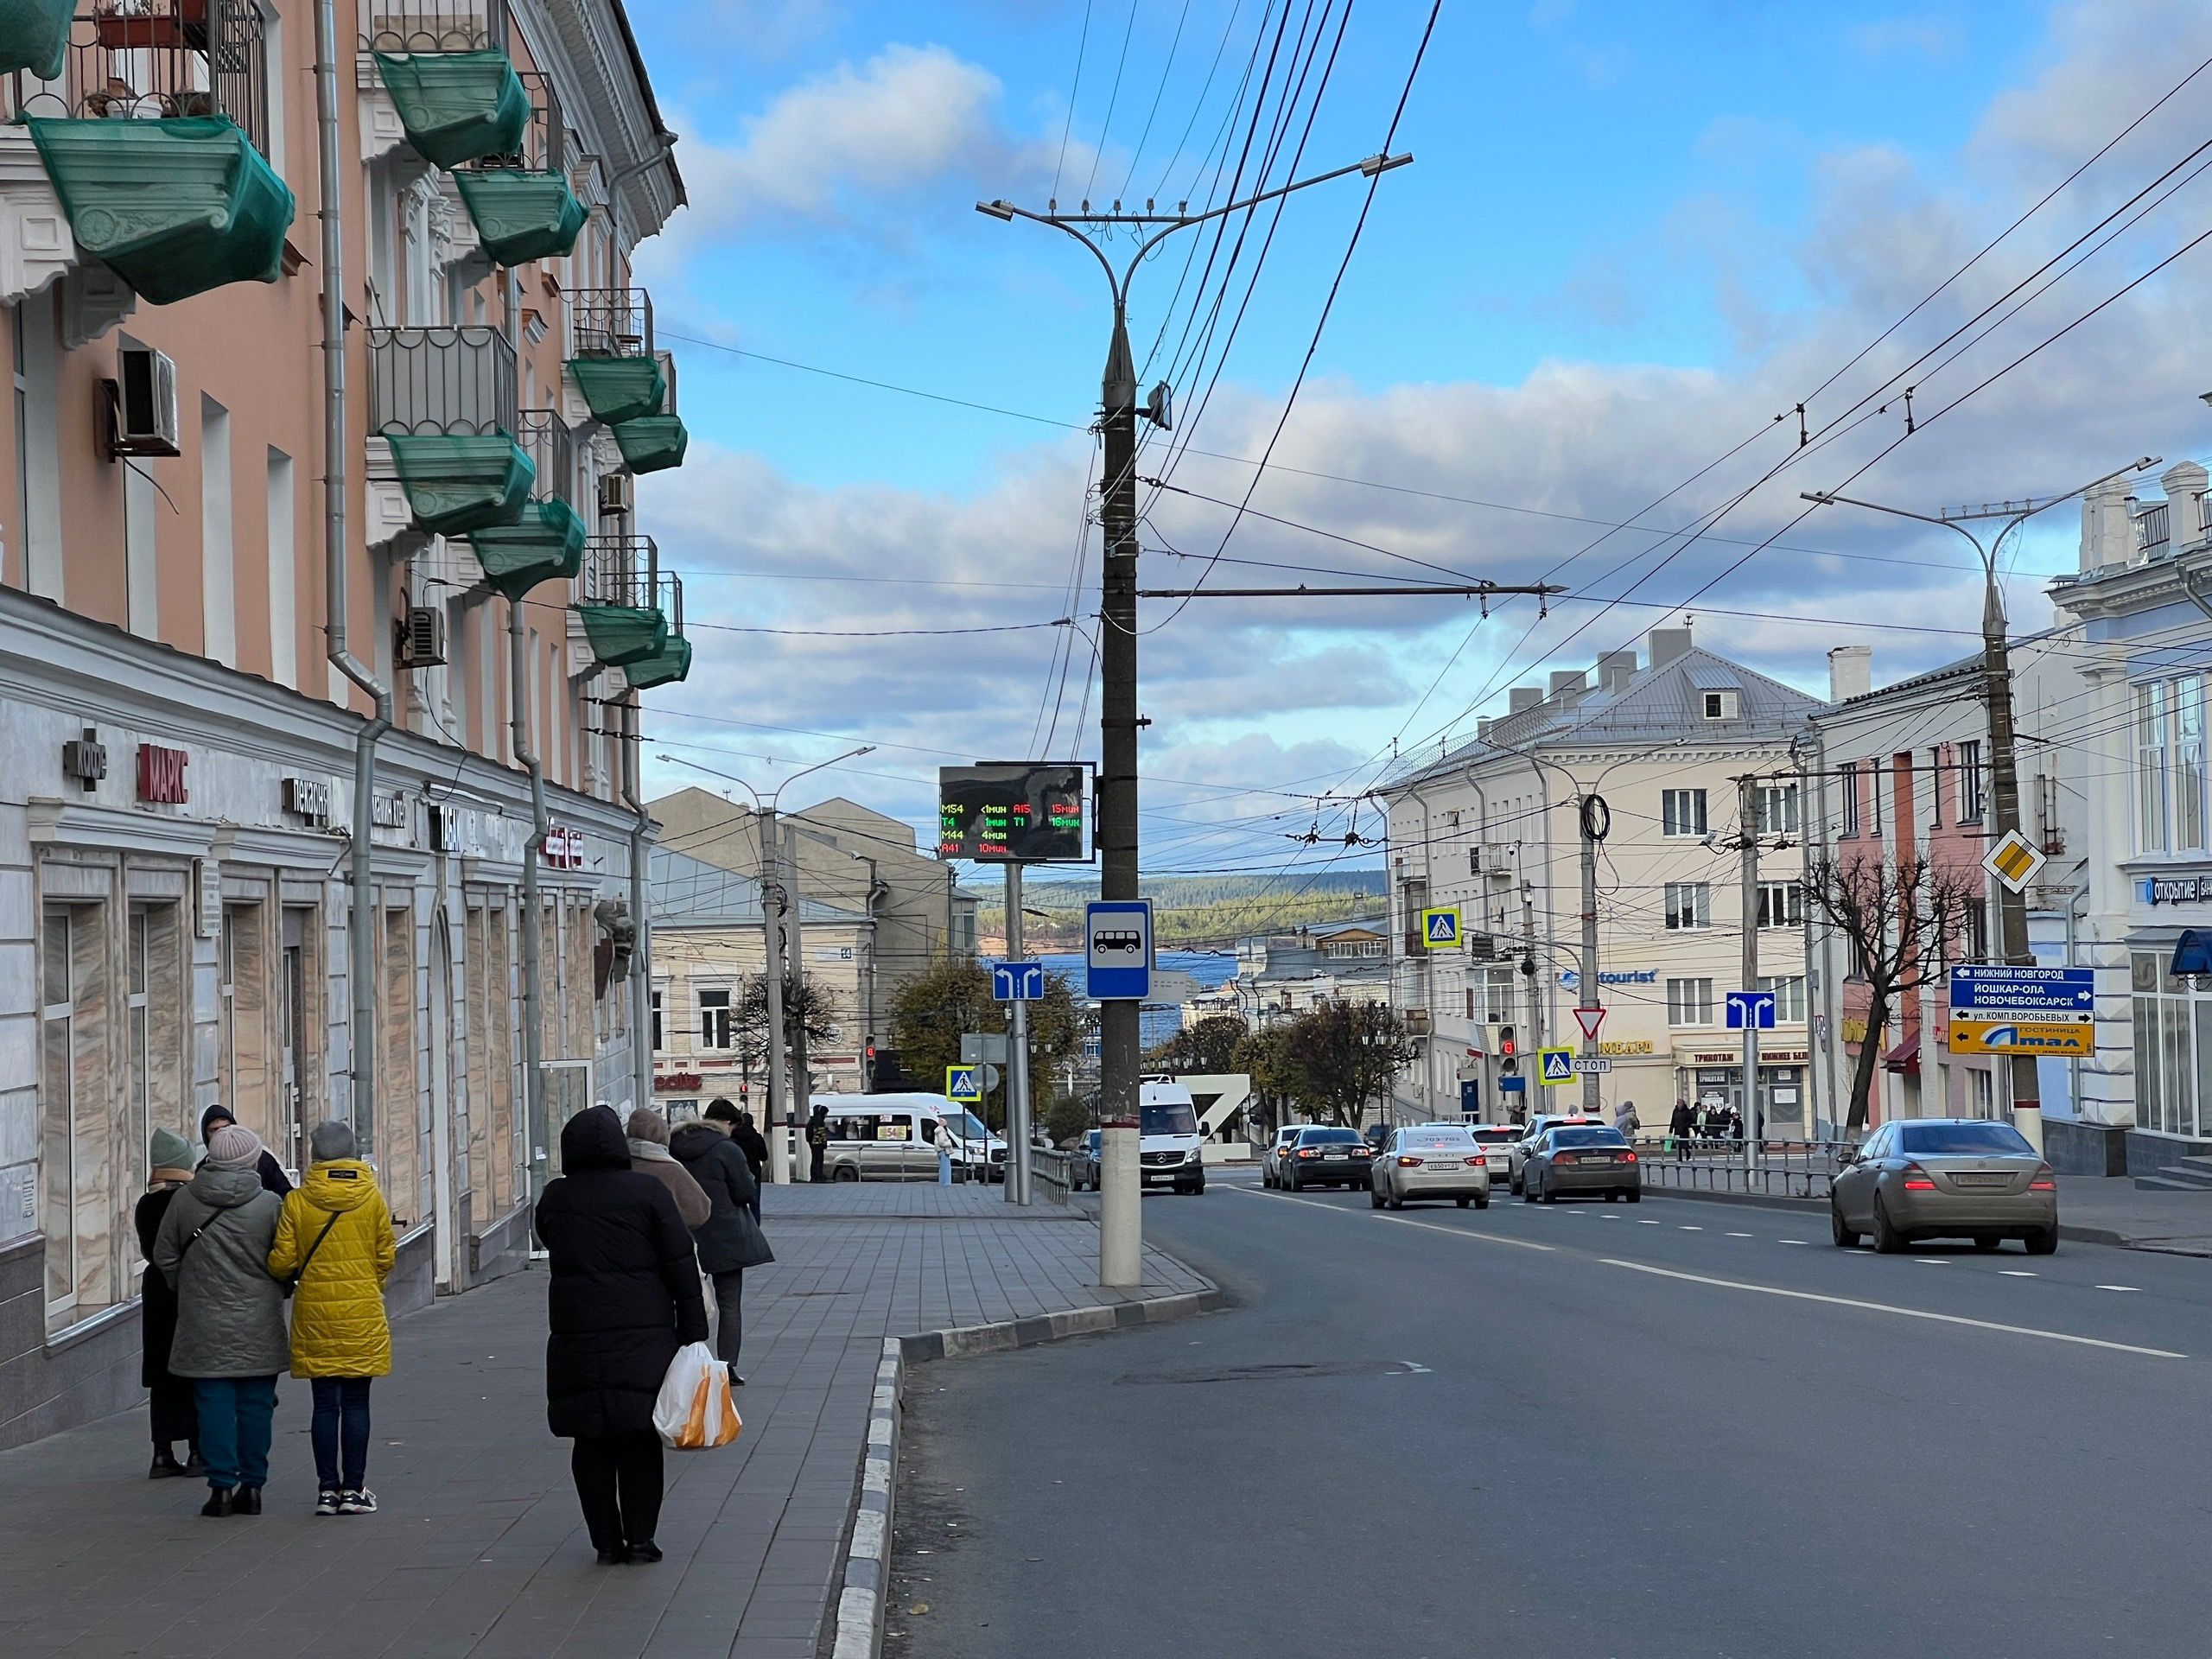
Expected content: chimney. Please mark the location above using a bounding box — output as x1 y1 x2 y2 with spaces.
2080 475 2134 570
1827 644 1872 702
1648 626 1693 668
1476 717 1493 741
2164 461 2208 550
1509 686 1541 715
1598 649 1637 693
1548 669 1586 704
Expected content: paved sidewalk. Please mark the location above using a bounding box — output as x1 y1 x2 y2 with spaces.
0 1183 1211 1659
2055 1175 2212 1253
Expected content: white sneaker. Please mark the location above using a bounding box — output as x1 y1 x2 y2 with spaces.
338 1489 378 1515
315 1490 342 1516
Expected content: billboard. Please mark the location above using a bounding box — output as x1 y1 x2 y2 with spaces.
938 762 1090 863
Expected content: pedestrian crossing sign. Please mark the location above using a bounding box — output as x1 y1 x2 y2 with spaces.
1420 906 1462 949
1537 1046 1575 1085
945 1065 982 1103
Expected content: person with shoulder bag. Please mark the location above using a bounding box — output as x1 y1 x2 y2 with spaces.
268 1120 396 1517
671 1111 775 1388
152 1122 288 1517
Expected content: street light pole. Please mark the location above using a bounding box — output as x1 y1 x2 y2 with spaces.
1738 777 1761 1174
982 150 1412 1285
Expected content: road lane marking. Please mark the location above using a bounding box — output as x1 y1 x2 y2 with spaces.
2097 1285 2141 1293
2000 1271 2037 1278
1227 1186 1555 1251
1599 1259 2185 1358
1778 1240 1807 1245
1726 1232 1754 1238
1680 1226 1703 1231
1637 1219 1659 1225
1915 1259 1948 1265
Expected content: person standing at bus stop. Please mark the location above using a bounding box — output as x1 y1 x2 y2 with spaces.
806 1104 830 1183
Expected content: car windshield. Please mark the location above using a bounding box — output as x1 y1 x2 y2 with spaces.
1404 1131 1475 1150
1300 1128 1365 1145
1551 1127 1628 1148
1142 1104 1199 1135
945 1111 991 1142
1897 1122 2036 1157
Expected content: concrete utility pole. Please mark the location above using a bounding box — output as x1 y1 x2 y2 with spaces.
782 817 814 1182
1805 462 2152 1156
1520 882 1541 1122
1738 777 1761 1174
1005 862 1032 1205
1794 729 1825 1141
980 149 1411 1286
761 808 790 1185
1578 794 1606 1116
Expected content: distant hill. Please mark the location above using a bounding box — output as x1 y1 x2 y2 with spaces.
976 868 1388 950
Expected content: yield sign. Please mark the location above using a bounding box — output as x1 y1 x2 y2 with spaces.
1572 1005 1606 1040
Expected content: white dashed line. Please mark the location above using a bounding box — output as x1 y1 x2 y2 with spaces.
1726 1232 1754 1238
1915 1259 1948 1266
2096 1285 2141 1293
1778 1239 1808 1246
1637 1219 1659 1225
1679 1226 1703 1232
1999 1271 2037 1278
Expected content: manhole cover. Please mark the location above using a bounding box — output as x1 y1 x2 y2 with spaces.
1115 1358 1424 1386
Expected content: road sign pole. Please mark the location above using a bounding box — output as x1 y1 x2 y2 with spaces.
1005 863 1032 1206
1580 798 1602 1117
761 810 790 1185
1739 779 1760 1175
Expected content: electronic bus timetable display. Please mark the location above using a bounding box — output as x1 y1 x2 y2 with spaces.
938 763 1091 863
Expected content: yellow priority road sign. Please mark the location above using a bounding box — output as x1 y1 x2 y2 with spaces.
1420 906 1462 949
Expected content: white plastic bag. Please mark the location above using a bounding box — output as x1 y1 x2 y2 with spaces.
652 1340 742 1450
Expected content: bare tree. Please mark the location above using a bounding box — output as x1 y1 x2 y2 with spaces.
1805 854 1984 1135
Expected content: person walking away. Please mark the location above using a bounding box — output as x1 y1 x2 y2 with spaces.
709 1101 766 1215
200 1103 293 1198
670 1114 775 1388
1669 1098 1694 1160
806 1104 830 1183
137 1128 203 1479
1614 1100 1640 1141
536 1106 709 1565
269 1121 395 1517
153 1123 287 1517
626 1108 712 1230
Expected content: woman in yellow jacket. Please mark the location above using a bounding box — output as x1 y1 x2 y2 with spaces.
267 1120 396 1517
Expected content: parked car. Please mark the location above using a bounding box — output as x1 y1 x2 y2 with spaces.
1520 1124 1641 1204
1829 1118 2057 1254
1370 1124 1491 1210
1262 1125 1303 1189
1280 1126 1373 1192
1068 1130 1101 1192
1507 1115 1607 1193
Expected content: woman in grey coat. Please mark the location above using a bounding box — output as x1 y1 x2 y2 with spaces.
154 1122 289 1517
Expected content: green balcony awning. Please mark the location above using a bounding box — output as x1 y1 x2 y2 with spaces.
373 51 530 170
467 499 584 599
0 0 73 79
611 413 688 475
385 433 534 537
27 117 295 305
567 355 666 427
453 168 586 266
624 635 691 690
575 604 668 667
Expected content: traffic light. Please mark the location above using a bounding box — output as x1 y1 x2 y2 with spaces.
1497 1025 1518 1073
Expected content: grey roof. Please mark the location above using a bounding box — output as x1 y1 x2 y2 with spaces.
1685 663 1741 690
650 848 870 928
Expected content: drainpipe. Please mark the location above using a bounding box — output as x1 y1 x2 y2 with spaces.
621 692 652 1111
510 590 548 1187
315 0 391 1150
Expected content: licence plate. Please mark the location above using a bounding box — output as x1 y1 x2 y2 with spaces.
1951 1172 2012 1188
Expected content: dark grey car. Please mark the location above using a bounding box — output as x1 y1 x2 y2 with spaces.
1519 1125 1641 1204
1830 1118 2056 1254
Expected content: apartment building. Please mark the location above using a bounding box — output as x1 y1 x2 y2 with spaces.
0 0 689 1447
1381 627 1824 1127
1224 918 1392 1027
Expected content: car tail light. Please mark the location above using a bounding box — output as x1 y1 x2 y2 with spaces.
1554 1153 1577 1165
2031 1164 2056 1192
1901 1163 1936 1191
1297 1147 1318 1159
1465 1156 1486 1166
1624 1151 1637 1162
1396 1154 1421 1166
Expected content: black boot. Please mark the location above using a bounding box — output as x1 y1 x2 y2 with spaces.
594 1546 628 1566
183 1446 207 1478
200 1488 234 1518
232 1486 262 1516
149 1449 188 1479
625 1541 664 1564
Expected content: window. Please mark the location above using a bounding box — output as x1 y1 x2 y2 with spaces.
2177 681 2207 852
1955 739 1986 825
1667 977 1714 1027
1927 748 1943 829
1465 986 1475 1020
1755 784 1799 836
698 988 732 1050
1756 975 1806 1024
1757 882 1802 930
1662 789 1708 837
650 989 664 1052
2139 682 2171 854
1485 968 1516 1023
1962 897 1989 963
1663 882 1711 931
1847 928 1869 981
1967 1068 1995 1120
1840 762 1859 837
1868 761 1885 836
1701 690 1739 720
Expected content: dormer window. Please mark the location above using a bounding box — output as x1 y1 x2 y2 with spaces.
1702 690 1739 720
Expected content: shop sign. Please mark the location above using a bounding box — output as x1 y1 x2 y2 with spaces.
369 791 408 830
60 728 106 792
1948 1019 2094 1057
196 858 220 938
655 1071 705 1092
136 742 188 804
283 776 332 827
1688 1049 1810 1066
427 804 463 854
1558 968 1658 989
2139 875 2212 906
1598 1039 1655 1056
543 824 586 869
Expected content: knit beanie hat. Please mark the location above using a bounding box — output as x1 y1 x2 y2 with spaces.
309 1120 357 1162
626 1107 671 1146
205 1123 263 1171
149 1127 194 1173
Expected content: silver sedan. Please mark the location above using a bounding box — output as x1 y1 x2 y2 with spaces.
1370 1125 1491 1210
1830 1118 2057 1254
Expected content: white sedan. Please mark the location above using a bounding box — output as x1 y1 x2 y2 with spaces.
1370 1125 1491 1210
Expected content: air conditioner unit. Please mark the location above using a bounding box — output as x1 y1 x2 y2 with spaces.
107 340 181 458
598 471 633 517
1403 1008 1433 1036
396 605 447 670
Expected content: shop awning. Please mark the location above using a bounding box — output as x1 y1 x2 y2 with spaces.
2175 929 2212 978
373 52 531 171
1883 1031 1920 1075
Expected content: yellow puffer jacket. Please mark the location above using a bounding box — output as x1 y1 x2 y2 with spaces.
268 1160 397 1378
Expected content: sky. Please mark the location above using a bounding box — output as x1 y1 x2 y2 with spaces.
620 0 2212 883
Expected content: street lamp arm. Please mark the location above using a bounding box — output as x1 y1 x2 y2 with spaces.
769 743 877 810
1119 153 1413 281
655 751 763 810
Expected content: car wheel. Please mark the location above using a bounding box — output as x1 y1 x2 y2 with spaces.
1872 1196 1908 1254
1540 1175 1558 1205
1456 1196 1471 1209
1475 1192 1490 1210
1973 1235 2001 1252
1521 1177 1537 1205
832 1165 861 1183
1387 1193 1404 1211
1830 1202 1859 1248
1370 1185 1384 1209
1287 1171 1301 1193
1624 1188 1639 1204
2024 1227 2059 1255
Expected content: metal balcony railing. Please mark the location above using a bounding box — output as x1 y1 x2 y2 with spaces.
10 1 271 154
2139 502 2171 555
460 65 562 172
580 535 682 627
568 287 652 358
515 407 574 505
359 0 507 54
368 325 517 437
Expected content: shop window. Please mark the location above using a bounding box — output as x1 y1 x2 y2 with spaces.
484 907 515 1217
127 904 186 1178
41 902 118 1331
380 905 417 1228
464 906 492 1217
219 904 270 1141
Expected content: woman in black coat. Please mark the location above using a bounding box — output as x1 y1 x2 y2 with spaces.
200 1103 293 1198
134 1127 202 1478
671 1117 774 1385
534 1105 709 1565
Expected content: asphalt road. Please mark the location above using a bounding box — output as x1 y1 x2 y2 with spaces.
885 1178 2212 1658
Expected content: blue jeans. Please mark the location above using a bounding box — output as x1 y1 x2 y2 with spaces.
310 1376 373 1492
192 1376 277 1491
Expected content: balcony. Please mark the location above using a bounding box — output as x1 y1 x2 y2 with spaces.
575 535 678 666
566 288 664 423
360 0 507 54
450 68 581 266
368 323 515 435
0 0 73 79
624 634 691 690
372 50 526 171
468 499 582 599
515 406 574 504
611 413 687 475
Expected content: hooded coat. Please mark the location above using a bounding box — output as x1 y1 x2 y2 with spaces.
669 1122 775 1274
152 1165 288 1377
626 1135 713 1230
534 1107 709 1439
201 1104 294 1198
268 1160 397 1377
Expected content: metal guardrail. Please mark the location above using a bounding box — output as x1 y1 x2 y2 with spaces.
515 407 574 505
1629 1136 1842 1200
1029 1147 1071 1205
569 286 653 358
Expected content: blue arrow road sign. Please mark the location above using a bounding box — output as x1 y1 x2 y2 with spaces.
1086 899 1152 1001
1726 991 1777 1030
991 960 1046 1001
1948 965 2094 1014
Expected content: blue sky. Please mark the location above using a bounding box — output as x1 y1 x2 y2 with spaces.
623 1 2212 872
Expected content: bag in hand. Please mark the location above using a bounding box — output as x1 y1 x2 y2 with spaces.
652 1341 742 1450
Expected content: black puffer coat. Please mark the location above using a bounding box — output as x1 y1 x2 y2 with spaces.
534 1106 709 1439
135 1185 185 1389
669 1122 775 1274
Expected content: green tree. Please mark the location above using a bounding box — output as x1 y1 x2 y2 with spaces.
888 960 1092 1130
1278 1000 1416 1127
1233 1023 1306 1137
1041 1090 1092 1146
1147 1014 1249 1074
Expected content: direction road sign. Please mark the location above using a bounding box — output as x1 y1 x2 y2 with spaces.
1726 990 1777 1030
1572 1057 1611 1075
1420 906 1462 949
1537 1046 1576 1085
1085 899 1153 1001
1948 1020 2094 1057
1500 1075 1527 1093
1572 1005 1606 1040
959 1033 1009 1065
1982 829 2047 894
991 959 1046 1001
1948 964 2094 1015
945 1065 982 1103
